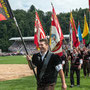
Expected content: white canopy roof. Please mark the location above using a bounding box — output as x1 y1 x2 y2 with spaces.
9 35 69 41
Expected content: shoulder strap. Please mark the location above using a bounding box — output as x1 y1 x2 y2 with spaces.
39 51 53 80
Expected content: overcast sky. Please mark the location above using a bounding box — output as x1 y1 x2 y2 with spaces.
8 0 88 14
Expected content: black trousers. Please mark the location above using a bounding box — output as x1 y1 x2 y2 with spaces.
63 62 69 77
70 67 80 85
83 62 90 76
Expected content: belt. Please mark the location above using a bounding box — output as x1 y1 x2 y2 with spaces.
83 60 89 62
38 82 55 87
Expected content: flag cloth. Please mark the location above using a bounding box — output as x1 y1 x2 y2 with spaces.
70 12 80 47
34 11 46 49
89 0 90 11
50 5 64 56
82 15 90 45
83 39 86 45
0 0 13 21
78 22 82 42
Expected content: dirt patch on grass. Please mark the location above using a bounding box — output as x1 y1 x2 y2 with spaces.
0 64 34 81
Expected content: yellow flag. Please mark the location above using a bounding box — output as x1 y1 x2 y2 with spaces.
82 15 89 38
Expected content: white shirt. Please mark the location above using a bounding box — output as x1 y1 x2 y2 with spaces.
55 64 63 71
40 51 47 61
80 59 83 64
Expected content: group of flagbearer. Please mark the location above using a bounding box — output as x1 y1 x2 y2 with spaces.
34 2 90 88
61 46 90 87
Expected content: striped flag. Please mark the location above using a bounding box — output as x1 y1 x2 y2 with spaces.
34 11 46 49
50 5 64 56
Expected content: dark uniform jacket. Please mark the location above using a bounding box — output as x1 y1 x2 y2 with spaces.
70 53 82 69
88 51 90 63
83 52 90 63
32 51 62 86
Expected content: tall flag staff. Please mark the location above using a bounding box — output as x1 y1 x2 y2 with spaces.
0 0 37 80
88 0 90 46
69 22 73 50
89 0 90 32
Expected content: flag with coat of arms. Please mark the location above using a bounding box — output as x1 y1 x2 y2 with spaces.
49 4 64 56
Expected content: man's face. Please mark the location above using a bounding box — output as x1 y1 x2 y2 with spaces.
73 49 76 53
39 41 48 53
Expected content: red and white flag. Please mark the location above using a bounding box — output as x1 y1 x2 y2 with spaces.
50 5 64 56
34 11 46 49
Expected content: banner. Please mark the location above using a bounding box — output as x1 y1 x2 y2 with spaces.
78 22 82 42
82 14 90 45
34 11 46 49
50 5 64 56
70 12 80 47
0 0 13 21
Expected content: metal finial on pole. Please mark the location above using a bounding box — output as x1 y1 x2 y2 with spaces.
51 2 53 7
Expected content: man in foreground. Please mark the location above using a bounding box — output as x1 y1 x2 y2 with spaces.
27 39 67 90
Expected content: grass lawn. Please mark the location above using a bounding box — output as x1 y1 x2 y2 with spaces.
0 56 27 64
0 74 90 90
0 56 90 90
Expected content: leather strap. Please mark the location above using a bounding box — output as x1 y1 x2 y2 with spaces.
39 51 53 80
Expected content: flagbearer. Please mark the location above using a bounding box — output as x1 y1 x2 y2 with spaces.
26 39 67 90
61 49 69 78
70 48 83 87
83 48 90 77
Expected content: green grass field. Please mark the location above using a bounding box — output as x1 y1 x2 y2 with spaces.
0 56 90 90
0 56 27 64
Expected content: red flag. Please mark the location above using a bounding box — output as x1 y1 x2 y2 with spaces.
89 0 90 11
34 11 46 49
50 5 64 56
83 39 86 45
70 13 80 47
0 0 13 21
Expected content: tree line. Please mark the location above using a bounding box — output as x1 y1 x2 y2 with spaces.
0 5 89 52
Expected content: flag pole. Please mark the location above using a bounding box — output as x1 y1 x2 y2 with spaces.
89 11 90 31
89 0 90 46
7 0 37 80
13 17 37 79
69 21 73 50
89 0 90 32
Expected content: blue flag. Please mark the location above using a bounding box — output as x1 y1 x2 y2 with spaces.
78 22 82 42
